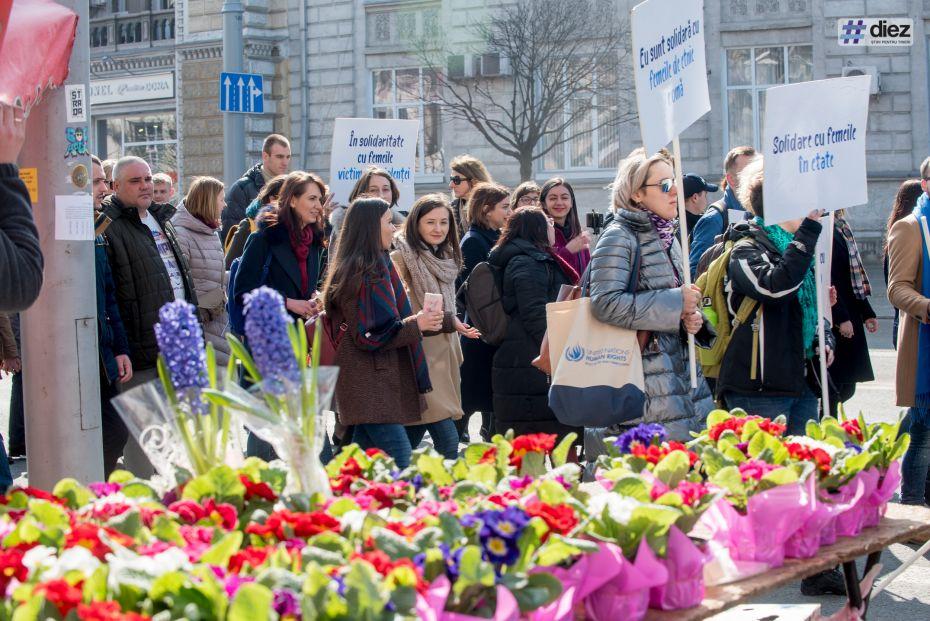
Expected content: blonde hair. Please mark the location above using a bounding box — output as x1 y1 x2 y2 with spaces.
736 157 764 218
450 154 492 186
920 156 930 180
610 147 673 213
152 172 173 187
185 176 225 223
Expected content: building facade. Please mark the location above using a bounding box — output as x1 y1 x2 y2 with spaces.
89 0 930 259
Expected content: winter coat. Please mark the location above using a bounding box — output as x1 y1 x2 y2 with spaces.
221 163 265 244
101 195 197 371
717 218 834 398
392 248 464 425
458 225 500 414
829 230 876 390
331 295 426 426
490 238 578 439
234 215 326 322
172 208 230 364
887 214 930 407
0 314 17 360
0 164 43 312
588 209 714 434
95 236 130 384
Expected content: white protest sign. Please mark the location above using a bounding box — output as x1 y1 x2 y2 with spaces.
816 212 835 326
329 118 419 212
762 76 870 224
631 0 711 154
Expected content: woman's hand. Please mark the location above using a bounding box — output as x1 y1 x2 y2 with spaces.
116 354 133 384
455 318 481 339
286 297 317 318
681 284 701 316
416 309 444 332
565 230 592 254
838 320 854 339
682 310 703 335
865 318 879 333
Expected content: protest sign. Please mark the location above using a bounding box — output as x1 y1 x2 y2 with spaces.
762 76 871 224
329 118 419 212
630 0 711 154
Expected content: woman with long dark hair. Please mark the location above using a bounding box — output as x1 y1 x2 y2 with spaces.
457 182 512 443
392 194 481 459
489 206 579 440
322 198 444 467
884 179 922 349
540 177 591 275
234 171 330 459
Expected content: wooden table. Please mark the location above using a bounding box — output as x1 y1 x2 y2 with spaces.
644 503 930 621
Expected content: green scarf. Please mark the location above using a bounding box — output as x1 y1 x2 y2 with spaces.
755 217 818 359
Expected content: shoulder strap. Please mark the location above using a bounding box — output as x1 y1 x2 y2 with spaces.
259 250 274 285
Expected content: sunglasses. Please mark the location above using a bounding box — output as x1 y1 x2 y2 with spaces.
643 178 675 193
450 176 469 186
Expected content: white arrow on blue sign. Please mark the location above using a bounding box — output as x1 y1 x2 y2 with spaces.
220 72 264 114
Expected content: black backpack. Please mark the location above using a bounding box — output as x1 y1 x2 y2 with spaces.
456 261 509 345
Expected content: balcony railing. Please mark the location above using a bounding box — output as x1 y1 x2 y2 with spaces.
90 9 175 49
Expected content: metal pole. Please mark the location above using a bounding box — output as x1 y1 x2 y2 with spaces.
20 0 104 488
222 0 245 186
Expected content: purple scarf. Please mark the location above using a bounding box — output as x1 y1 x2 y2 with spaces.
648 212 676 251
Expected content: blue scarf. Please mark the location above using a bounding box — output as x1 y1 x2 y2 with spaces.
724 186 744 213
356 253 432 394
914 193 930 410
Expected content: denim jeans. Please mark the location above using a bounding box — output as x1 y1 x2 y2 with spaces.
352 423 413 468
724 384 820 437
100 376 129 479
8 371 24 455
901 408 930 505
246 432 333 465
406 418 460 460
0 436 12 492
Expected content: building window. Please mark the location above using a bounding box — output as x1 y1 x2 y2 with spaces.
371 68 443 176
96 112 178 176
723 45 813 150
539 65 622 173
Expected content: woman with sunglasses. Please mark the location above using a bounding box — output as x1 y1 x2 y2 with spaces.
540 177 591 275
587 148 714 447
456 182 512 443
449 154 492 234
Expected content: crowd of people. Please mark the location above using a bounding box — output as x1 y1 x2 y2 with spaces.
1 118 929 579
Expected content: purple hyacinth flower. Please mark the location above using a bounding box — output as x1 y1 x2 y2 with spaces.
273 589 301 619
243 286 300 392
613 423 668 453
154 300 208 412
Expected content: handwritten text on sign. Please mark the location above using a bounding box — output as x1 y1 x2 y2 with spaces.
329 118 419 212
631 0 710 154
762 75 870 223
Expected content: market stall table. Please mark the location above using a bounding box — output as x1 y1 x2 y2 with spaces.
644 503 930 621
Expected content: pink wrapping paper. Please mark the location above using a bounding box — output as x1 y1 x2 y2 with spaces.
819 476 865 546
527 542 625 621
699 482 810 568
415 576 520 621
649 526 706 610
861 462 902 528
785 476 861 559
584 540 668 621
835 468 880 537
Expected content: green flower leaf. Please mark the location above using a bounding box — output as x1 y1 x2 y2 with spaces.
653 450 690 488
228 582 273 621
200 530 243 566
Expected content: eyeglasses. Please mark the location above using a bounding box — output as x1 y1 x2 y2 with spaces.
517 195 539 206
450 176 469 186
642 178 675 193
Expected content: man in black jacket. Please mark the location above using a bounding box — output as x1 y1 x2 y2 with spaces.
0 102 43 313
220 133 291 244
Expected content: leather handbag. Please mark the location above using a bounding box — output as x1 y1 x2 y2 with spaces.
304 313 347 366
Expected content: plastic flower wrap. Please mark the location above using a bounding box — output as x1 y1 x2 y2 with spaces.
112 301 243 483
209 287 338 498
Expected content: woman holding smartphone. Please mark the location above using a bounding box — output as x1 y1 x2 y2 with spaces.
323 197 444 467
392 194 481 458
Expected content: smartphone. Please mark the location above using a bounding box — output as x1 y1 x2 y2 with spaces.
423 292 444 313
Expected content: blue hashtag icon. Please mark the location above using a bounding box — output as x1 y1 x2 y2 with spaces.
840 19 866 44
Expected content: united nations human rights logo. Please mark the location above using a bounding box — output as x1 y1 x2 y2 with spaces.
565 344 584 362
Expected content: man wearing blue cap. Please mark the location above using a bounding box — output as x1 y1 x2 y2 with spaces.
682 173 719 242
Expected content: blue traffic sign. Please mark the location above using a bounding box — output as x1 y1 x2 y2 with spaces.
220 72 264 114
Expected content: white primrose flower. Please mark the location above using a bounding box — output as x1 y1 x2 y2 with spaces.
789 435 841 458
42 546 102 580
21 545 57 577
588 493 640 526
106 546 192 591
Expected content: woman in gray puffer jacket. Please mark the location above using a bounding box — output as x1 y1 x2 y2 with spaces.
172 177 231 364
587 148 714 445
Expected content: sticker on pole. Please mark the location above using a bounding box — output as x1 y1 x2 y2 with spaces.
65 84 86 123
219 72 264 114
328 118 419 213
762 75 870 224
630 0 710 154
